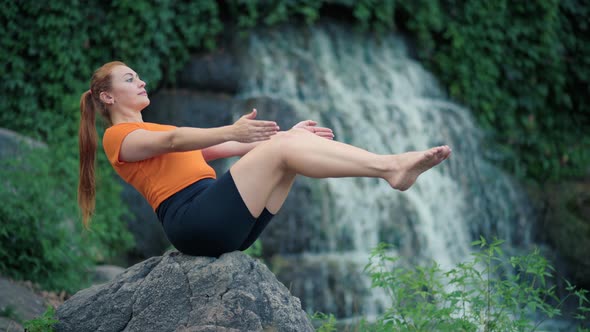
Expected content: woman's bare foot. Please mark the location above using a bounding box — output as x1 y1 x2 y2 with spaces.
387 146 452 191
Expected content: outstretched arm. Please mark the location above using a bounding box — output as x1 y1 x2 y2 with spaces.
202 119 334 161
118 109 279 163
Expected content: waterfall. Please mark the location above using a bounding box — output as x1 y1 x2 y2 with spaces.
236 23 533 318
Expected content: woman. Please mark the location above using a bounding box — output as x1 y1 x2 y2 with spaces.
78 61 451 257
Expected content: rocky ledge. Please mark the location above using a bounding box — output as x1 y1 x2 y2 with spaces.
55 251 313 332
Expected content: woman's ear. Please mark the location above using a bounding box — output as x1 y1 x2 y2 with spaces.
100 91 114 105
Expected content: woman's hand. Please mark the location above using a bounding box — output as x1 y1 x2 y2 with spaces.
231 109 280 143
293 120 334 140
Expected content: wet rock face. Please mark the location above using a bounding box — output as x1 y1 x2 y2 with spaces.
55 251 313 332
177 49 241 94
540 179 590 290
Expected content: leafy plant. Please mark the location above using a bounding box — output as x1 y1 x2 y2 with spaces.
243 239 263 258
311 312 337 332
23 306 58 332
363 237 590 331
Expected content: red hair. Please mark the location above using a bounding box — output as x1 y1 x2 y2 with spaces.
78 61 126 228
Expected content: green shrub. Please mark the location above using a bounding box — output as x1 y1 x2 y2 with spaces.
243 239 263 258
0 142 133 292
363 237 590 331
311 312 337 332
23 306 58 332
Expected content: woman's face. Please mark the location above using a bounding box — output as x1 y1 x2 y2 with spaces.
107 65 150 111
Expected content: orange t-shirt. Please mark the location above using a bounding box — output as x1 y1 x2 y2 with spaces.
103 122 216 211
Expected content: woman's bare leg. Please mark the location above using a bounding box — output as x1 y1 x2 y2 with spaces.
264 171 297 215
230 128 451 217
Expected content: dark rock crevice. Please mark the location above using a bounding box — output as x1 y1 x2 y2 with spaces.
118 258 159 332
171 254 196 323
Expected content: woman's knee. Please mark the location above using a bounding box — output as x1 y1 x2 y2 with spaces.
269 128 309 155
288 127 310 135
273 128 311 144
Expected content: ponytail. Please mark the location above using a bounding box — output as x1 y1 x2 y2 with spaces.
78 90 97 228
77 61 125 228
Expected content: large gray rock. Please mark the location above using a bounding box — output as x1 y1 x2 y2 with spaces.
0 317 23 332
92 265 126 285
144 90 234 128
0 127 46 161
55 251 313 332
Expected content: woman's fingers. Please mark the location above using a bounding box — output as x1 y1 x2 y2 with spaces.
316 129 334 136
292 120 317 129
238 114 338 142
246 131 277 142
251 121 279 134
290 119 335 140
317 132 335 139
238 120 279 142
252 120 280 129
307 126 334 139
242 108 257 120
311 126 333 133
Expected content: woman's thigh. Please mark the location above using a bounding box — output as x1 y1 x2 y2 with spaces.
229 133 291 218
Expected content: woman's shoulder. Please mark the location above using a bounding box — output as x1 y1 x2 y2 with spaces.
102 122 177 163
142 122 177 131
103 123 177 150
105 122 143 131
106 122 176 133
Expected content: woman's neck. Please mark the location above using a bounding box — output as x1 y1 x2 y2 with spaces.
110 107 144 124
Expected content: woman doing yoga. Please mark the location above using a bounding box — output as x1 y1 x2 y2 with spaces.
78 61 452 257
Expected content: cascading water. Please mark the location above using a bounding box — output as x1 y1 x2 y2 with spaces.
236 23 533 319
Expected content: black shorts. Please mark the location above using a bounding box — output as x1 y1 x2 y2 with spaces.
156 171 274 257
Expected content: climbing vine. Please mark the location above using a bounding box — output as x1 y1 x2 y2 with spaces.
395 0 589 179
